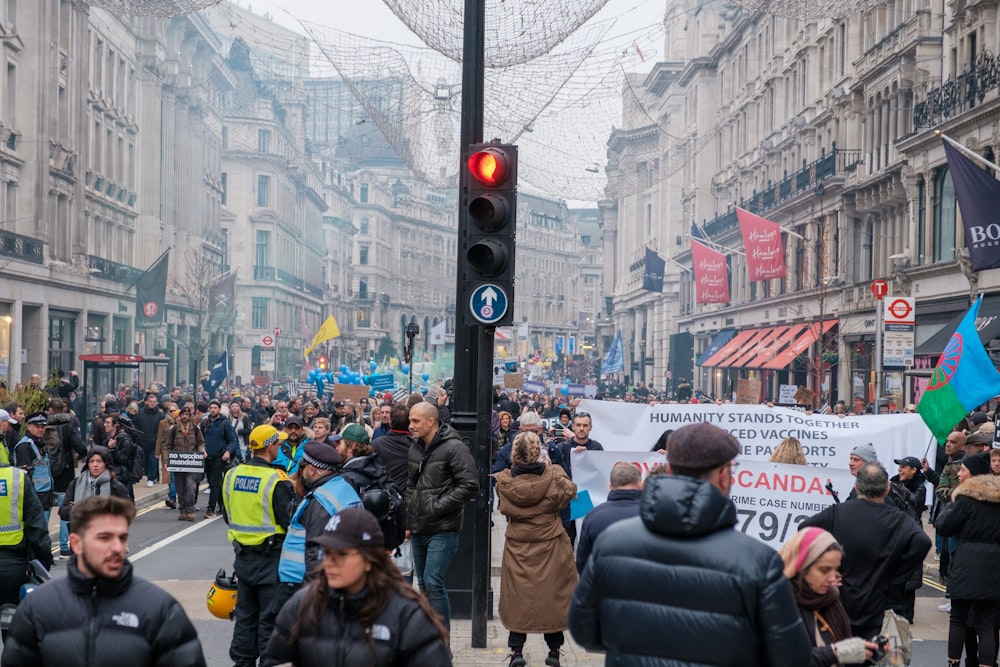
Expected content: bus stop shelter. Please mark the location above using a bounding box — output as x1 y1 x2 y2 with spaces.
78 354 170 436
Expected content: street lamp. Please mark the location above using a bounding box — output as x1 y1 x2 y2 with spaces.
405 322 420 394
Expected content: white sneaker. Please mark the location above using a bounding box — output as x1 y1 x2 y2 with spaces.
939 602 951 612
203 488 210 494
146 480 154 487
934 553 941 560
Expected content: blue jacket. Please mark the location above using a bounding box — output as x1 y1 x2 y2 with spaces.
200 415 238 459
576 488 641 573
279 475 361 584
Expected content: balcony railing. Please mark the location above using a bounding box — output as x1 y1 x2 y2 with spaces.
276 268 303 290
703 147 862 237
87 255 142 284
0 230 43 264
254 265 275 281
914 50 1000 129
304 281 323 297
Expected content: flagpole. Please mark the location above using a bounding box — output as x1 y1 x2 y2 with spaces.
937 131 1000 175
665 255 690 271
688 234 746 256
736 206 808 240
126 247 172 292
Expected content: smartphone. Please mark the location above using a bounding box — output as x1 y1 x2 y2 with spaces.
538 443 549 463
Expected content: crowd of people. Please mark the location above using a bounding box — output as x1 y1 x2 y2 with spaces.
2 370 997 666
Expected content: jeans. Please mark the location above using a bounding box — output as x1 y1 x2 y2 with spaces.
52 492 69 552
411 531 460 633
205 456 225 514
174 471 198 515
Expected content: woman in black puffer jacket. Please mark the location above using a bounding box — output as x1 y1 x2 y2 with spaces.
262 507 451 667
934 450 1000 667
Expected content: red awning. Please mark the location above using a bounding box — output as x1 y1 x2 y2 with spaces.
742 324 808 369
728 326 788 368
761 320 838 370
714 328 773 368
701 329 756 367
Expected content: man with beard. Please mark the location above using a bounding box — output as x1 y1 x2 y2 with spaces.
274 415 308 476
1 495 206 666
164 406 206 521
270 442 361 627
201 399 238 519
372 402 393 440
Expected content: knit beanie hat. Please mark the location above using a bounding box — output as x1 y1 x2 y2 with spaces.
963 451 992 477
779 527 840 579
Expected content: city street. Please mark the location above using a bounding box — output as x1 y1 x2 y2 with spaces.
0 485 958 665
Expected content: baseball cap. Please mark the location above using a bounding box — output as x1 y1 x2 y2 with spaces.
340 423 370 444
893 456 921 469
284 415 304 427
0 409 10 423
334 401 347 409
25 412 48 426
248 424 288 450
309 507 383 551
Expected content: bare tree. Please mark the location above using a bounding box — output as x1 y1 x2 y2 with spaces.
169 247 234 379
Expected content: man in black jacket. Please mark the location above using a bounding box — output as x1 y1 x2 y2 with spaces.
569 423 811 666
575 462 642 573
801 461 931 638
372 403 413 492
46 398 87 560
407 401 478 633
1 495 205 667
131 392 164 486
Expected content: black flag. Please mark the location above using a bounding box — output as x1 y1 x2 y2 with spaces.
943 139 1000 272
642 247 665 292
135 252 169 329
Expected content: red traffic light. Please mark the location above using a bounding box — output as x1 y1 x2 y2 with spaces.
467 148 511 187
319 356 327 370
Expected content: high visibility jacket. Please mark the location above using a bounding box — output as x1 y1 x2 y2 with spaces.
0 465 26 546
223 464 288 547
279 476 361 584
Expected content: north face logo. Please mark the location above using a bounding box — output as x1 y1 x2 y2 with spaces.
112 612 139 628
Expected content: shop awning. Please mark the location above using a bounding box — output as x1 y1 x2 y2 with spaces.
742 324 808 368
714 328 773 368
701 329 755 367
761 320 838 370
915 295 1000 356
696 329 737 366
728 326 786 368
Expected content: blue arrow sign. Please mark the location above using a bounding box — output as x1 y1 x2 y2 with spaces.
469 283 509 325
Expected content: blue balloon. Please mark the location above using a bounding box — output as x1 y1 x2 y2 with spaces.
307 369 316 381
363 374 370 384
369 360 378 372
340 364 349 374
560 386 569 395
401 364 410 375
337 372 348 382
327 372 335 383
422 372 430 382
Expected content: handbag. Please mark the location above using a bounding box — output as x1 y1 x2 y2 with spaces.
391 539 414 577
876 609 911 665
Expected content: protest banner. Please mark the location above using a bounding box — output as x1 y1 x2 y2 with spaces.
166 451 206 474
333 383 371 403
503 373 524 389
735 378 761 404
578 400 933 468
571 452 856 549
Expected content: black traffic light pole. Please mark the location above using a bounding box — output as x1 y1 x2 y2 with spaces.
450 0 492 649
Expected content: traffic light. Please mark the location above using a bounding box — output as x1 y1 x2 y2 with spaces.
318 355 327 370
463 142 517 326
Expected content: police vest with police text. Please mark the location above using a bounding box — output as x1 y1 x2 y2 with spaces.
223 464 288 547
278 476 361 584
0 466 26 546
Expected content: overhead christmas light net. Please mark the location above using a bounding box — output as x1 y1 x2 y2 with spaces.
727 0 873 20
88 0 222 16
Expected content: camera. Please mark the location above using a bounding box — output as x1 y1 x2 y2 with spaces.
869 634 890 662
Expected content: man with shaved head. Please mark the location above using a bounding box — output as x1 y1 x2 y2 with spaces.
407 401 478 634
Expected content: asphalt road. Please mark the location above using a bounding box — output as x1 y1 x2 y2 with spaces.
0 500 963 666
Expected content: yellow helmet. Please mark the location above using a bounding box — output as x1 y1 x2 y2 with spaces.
206 569 238 620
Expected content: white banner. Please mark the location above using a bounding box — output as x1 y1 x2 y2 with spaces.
166 451 206 473
571 452 857 548
579 400 934 468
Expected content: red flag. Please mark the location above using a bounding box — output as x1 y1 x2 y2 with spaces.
691 240 730 304
736 207 787 281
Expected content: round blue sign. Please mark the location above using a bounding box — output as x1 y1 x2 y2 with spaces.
469 283 509 325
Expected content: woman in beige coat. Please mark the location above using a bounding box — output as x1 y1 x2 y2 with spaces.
493 431 578 667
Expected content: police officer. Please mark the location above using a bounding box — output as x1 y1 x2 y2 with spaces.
267 441 361 628
222 424 294 667
0 461 52 606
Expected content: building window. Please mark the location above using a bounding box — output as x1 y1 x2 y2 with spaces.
252 297 268 329
256 230 270 267
258 129 271 153
221 126 228 149
357 307 370 328
932 167 956 263
359 218 369 234
916 177 926 265
220 172 227 205
359 245 369 265
257 175 270 207
360 183 369 203
358 279 368 299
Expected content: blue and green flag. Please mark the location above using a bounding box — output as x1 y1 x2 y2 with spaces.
918 295 1000 442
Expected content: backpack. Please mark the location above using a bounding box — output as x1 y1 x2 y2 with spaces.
128 443 145 485
341 466 407 551
887 481 919 523
15 437 52 494
43 422 70 477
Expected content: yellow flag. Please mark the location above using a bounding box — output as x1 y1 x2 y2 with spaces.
304 315 341 356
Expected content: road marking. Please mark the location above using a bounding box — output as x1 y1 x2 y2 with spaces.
129 515 222 562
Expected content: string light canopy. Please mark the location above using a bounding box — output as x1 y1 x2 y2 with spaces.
88 0 222 17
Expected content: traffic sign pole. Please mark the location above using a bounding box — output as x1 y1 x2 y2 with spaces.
874 284 885 413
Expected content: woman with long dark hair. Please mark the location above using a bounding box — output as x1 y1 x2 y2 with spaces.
262 507 451 667
779 527 876 666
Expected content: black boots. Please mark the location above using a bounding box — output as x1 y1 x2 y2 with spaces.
545 649 561 666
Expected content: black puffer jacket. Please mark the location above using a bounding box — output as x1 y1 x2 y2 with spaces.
569 475 811 667
934 473 1000 600
406 424 478 535
261 585 452 667
1 557 206 667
